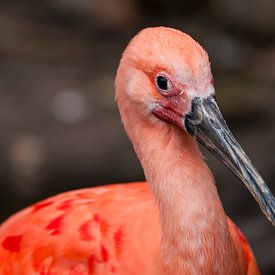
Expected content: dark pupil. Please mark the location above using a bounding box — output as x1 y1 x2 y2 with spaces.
157 76 168 90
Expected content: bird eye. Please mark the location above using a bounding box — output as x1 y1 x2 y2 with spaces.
156 75 170 92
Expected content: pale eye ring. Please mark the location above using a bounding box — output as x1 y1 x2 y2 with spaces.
155 74 171 93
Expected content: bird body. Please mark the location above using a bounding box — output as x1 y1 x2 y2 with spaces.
0 183 258 274
0 26 273 274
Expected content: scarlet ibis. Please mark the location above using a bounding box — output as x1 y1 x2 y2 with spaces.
0 27 274 274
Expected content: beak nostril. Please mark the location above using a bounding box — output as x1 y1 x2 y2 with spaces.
209 118 216 125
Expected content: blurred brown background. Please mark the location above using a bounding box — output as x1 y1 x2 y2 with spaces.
0 0 274 273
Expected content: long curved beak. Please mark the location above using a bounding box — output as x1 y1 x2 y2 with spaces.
185 96 275 226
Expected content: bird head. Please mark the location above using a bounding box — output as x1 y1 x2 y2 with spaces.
115 27 275 225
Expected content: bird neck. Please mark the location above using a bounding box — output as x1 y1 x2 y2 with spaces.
120 105 242 274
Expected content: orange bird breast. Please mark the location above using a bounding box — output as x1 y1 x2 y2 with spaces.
0 183 258 275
